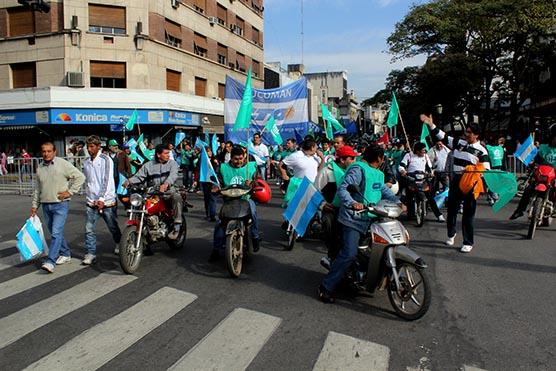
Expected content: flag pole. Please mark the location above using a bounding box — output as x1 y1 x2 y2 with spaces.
398 111 410 146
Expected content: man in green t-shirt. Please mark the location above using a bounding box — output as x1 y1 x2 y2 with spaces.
210 146 261 261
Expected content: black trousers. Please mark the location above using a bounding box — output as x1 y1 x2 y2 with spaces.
447 175 477 245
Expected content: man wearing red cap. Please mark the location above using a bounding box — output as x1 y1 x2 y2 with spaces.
315 145 358 260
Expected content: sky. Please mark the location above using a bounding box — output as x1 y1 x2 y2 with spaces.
264 0 426 100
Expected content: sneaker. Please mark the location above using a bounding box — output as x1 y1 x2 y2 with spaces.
509 211 524 220
82 253 96 265
460 244 473 253
55 255 71 265
445 234 456 246
317 285 335 304
41 262 54 273
114 246 120 255
437 215 446 222
320 256 331 270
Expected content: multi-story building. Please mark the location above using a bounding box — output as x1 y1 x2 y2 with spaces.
0 0 264 154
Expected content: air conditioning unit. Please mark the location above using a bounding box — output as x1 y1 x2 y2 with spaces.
171 0 179 9
228 62 235 70
208 16 217 25
67 71 84 87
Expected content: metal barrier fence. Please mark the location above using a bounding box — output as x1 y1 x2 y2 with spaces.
0 156 88 195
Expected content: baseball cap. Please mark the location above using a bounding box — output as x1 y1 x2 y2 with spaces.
108 139 119 146
336 145 358 158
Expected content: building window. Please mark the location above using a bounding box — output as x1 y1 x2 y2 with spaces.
7 7 35 37
11 62 36 88
194 0 205 14
252 0 262 13
195 77 206 97
218 83 225 100
166 69 181 92
194 33 208 58
252 59 260 78
217 43 228 66
164 18 182 48
252 27 260 45
90 61 126 88
217 4 227 26
88 4 126 35
236 52 246 72
233 16 244 36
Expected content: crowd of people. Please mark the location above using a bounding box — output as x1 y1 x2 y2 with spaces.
24 115 556 303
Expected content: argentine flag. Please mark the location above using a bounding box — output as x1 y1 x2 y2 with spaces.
16 217 47 261
283 177 324 237
199 146 220 186
514 135 538 165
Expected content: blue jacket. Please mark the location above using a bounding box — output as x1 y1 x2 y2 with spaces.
337 165 400 234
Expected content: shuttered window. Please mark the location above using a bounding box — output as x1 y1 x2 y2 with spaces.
90 61 126 88
217 4 227 25
252 27 260 45
235 16 245 35
218 83 225 100
194 0 206 13
217 43 227 65
8 7 35 37
166 69 181 92
194 33 208 57
164 18 182 48
252 59 260 78
195 77 206 97
236 53 246 72
88 4 126 34
11 62 36 88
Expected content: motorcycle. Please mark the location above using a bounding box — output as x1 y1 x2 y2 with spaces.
119 186 188 274
218 184 255 278
527 164 555 239
405 171 433 227
321 197 431 321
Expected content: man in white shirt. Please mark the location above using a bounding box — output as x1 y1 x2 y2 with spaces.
251 132 270 180
82 135 122 265
428 140 451 193
280 138 323 183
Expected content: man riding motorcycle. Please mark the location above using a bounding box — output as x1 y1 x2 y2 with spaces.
125 143 183 240
210 145 262 261
318 144 403 303
510 126 556 220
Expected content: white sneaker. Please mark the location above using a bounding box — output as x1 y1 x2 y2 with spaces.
41 262 54 273
445 234 456 246
460 245 473 253
82 253 96 265
438 215 446 222
55 255 71 265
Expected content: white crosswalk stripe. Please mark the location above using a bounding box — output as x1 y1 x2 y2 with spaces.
24 287 197 371
168 308 282 371
312 331 390 371
0 272 136 349
0 239 17 251
0 262 86 301
0 253 24 271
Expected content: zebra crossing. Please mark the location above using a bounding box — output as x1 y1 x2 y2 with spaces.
0 242 487 371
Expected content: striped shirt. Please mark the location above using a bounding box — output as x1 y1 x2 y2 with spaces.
430 125 490 173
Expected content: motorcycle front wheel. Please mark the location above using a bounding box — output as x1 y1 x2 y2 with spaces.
225 230 243 278
527 197 543 240
119 226 143 274
387 262 431 321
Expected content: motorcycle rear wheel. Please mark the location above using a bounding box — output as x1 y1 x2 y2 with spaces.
415 201 426 228
527 197 543 240
286 227 297 251
387 263 431 321
119 226 143 274
225 230 243 278
168 216 187 250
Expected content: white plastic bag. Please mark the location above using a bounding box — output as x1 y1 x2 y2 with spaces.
16 216 48 261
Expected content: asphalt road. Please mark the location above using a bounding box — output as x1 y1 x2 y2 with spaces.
0 188 554 371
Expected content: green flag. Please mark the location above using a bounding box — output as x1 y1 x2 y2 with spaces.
483 170 518 213
264 116 283 145
233 69 253 131
125 109 139 131
420 123 430 151
137 134 154 160
321 103 344 131
325 119 333 140
387 92 399 128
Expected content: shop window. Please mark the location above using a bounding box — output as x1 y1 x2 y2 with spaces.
218 83 225 100
90 61 126 88
11 62 36 88
166 69 181 92
194 33 208 58
88 4 126 35
8 7 35 37
195 77 206 97
165 18 182 48
217 43 228 66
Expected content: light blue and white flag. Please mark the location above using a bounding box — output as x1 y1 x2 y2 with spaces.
199 146 220 186
16 216 47 261
211 133 220 155
247 142 265 163
514 134 538 165
283 177 324 237
125 138 138 150
175 132 186 147
117 174 128 196
194 137 208 149
434 187 449 209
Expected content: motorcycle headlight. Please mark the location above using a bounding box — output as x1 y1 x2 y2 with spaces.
130 193 143 207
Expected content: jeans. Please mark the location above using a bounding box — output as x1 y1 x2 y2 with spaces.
42 202 70 265
213 199 259 250
85 206 122 255
258 164 267 180
162 189 183 224
322 225 361 293
201 182 217 219
447 175 477 245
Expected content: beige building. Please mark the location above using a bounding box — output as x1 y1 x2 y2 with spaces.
0 0 264 151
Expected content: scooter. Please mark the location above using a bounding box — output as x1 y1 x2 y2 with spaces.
321 195 431 321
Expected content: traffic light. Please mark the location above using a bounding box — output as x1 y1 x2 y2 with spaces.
17 0 50 13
